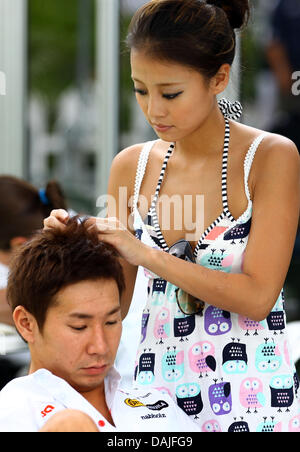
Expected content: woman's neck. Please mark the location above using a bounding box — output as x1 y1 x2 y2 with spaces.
175 101 226 161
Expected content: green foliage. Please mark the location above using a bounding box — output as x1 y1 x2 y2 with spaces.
29 0 95 107
240 28 264 104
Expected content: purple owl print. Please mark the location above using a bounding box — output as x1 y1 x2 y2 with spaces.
208 380 232 416
239 377 265 413
154 307 170 344
204 306 232 336
140 309 150 343
188 341 216 377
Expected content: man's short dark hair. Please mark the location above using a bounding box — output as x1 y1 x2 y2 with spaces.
7 217 125 331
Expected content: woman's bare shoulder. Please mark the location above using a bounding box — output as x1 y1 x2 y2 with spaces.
232 121 299 164
111 140 170 174
234 120 298 150
112 142 145 167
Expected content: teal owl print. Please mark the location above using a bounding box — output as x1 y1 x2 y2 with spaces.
162 347 184 383
255 339 282 373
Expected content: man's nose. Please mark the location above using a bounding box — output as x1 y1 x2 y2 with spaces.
87 328 109 356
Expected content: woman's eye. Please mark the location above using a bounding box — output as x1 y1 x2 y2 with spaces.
133 88 147 95
163 92 183 100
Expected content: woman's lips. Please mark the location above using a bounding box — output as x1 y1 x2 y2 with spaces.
153 124 173 132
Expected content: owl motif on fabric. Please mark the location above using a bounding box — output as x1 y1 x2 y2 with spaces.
239 377 265 414
140 309 150 344
208 380 232 416
174 305 196 342
256 417 282 432
204 306 232 336
153 307 170 344
188 341 216 378
270 374 294 412
255 338 282 373
227 419 250 432
222 339 248 375
162 347 184 383
176 383 203 419
136 350 155 386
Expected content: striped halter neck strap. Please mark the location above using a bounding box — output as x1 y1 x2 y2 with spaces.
149 99 243 251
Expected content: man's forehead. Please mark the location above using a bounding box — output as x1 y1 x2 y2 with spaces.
52 279 121 316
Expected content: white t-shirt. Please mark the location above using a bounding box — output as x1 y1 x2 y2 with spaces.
0 263 8 290
0 367 200 432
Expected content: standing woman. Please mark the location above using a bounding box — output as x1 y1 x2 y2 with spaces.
46 0 300 432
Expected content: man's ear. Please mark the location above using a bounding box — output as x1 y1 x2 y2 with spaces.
9 237 27 250
210 63 231 95
13 306 37 344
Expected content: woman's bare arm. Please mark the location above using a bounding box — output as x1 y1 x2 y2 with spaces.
137 136 300 321
96 135 300 321
105 144 144 319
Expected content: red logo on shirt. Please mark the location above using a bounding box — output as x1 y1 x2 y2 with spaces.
41 405 55 418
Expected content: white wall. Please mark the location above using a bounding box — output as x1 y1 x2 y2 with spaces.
0 0 27 177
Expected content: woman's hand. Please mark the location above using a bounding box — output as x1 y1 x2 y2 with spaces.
43 210 148 267
43 209 69 231
88 216 148 267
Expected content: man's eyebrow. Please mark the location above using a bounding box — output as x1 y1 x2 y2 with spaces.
107 306 121 316
68 306 121 319
68 313 94 320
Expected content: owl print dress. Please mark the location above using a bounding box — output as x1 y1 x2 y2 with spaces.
132 108 300 433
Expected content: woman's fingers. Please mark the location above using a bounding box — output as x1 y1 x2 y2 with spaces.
51 209 69 223
96 217 126 232
43 209 69 231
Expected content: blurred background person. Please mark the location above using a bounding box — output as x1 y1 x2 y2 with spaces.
266 0 300 151
0 176 67 389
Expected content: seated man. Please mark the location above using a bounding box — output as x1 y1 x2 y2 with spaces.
0 218 200 432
